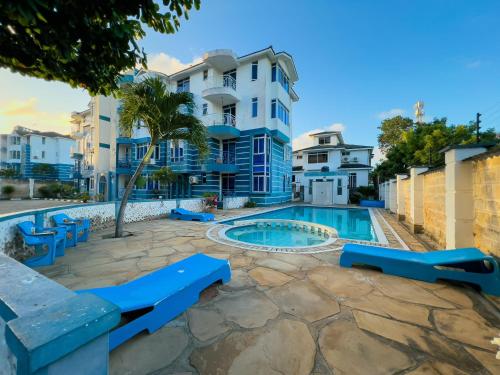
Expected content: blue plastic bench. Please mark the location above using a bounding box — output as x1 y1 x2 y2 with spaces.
169 208 215 222
17 221 67 267
77 253 231 350
51 213 90 247
340 244 500 296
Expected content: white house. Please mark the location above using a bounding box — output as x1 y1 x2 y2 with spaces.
292 130 373 204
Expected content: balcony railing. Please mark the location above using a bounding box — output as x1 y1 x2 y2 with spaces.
205 74 236 91
202 113 237 127
117 159 132 168
216 151 236 165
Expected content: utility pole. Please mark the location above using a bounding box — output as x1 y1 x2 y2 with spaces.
476 113 481 143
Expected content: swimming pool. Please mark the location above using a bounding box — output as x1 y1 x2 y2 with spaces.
222 206 380 242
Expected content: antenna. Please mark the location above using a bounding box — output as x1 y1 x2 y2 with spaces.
414 101 425 124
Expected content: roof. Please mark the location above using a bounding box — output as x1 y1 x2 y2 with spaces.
13 126 73 140
338 163 372 169
309 130 342 136
293 144 373 152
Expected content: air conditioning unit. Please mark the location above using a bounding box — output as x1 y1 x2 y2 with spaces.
342 157 349 162
189 176 199 184
352 157 358 162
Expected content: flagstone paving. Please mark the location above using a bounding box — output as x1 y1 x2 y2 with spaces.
37 207 500 375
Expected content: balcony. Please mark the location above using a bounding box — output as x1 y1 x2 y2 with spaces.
203 49 238 71
204 113 240 140
202 75 240 105
204 151 239 173
116 158 133 175
169 157 190 173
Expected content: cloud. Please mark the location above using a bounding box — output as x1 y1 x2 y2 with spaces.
466 60 481 69
293 123 345 150
372 147 385 166
146 53 203 75
0 97 71 134
377 108 406 120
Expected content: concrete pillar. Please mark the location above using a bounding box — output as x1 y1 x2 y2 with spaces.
409 167 428 233
384 182 390 209
396 175 407 220
389 179 397 213
29 179 34 199
444 146 487 249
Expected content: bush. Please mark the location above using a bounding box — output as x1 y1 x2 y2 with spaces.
356 185 376 199
349 191 364 204
60 184 76 198
79 192 90 203
243 201 257 208
38 185 50 198
2 185 15 197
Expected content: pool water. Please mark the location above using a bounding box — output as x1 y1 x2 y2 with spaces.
225 224 327 247
223 206 378 242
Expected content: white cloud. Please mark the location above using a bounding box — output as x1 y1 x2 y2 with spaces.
377 108 406 120
146 52 202 75
293 123 345 151
372 147 385 166
0 97 71 134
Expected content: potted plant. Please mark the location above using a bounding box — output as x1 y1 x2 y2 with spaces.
202 192 218 213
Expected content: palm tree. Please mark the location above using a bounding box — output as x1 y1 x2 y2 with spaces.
116 76 208 237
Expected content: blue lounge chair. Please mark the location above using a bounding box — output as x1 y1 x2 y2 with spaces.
77 253 231 350
169 208 215 222
340 244 500 296
17 221 67 267
51 213 90 247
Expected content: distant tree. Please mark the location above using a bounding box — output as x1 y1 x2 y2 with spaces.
0 0 200 95
0 168 19 178
115 76 208 237
152 167 177 198
377 116 414 153
32 163 56 176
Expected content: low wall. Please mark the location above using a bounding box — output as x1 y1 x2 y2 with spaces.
402 179 411 223
472 153 500 256
423 169 446 247
0 178 30 199
0 198 205 260
223 196 249 210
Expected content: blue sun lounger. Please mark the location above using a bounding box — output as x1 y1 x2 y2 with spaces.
51 213 90 247
77 253 231 350
340 244 500 296
169 208 215 222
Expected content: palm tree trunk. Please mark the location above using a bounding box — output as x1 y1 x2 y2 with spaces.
115 141 157 238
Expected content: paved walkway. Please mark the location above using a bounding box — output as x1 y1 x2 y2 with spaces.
38 208 500 375
0 199 77 215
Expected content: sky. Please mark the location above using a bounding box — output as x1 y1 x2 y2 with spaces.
1 0 500 164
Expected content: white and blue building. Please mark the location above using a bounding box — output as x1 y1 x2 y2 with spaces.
71 47 298 205
0 126 75 181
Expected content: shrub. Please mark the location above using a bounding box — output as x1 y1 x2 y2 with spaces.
38 185 51 198
243 201 257 208
0 168 19 178
60 184 75 198
349 191 364 204
356 185 376 199
2 185 15 197
79 192 90 203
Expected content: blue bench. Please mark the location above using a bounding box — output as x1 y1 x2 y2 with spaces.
169 208 215 222
51 213 90 247
340 244 500 296
77 253 231 350
17 221 67 267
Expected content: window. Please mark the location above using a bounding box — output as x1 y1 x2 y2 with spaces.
271 63 289 93
341 150 350 156
223 103 236 125
170 140 184 162
42 137 46 145
252 135 270 192
223 69 237 89
202 103 208 116
284 146 291 161
296 154 302 159
201 172 207 184
337 178 343 195
252 97 258 117
176 77 190 93
89 177 95 190
318 136 330 145
136 143 148 159
41 151 46 159
292 175 295 183
307 152 328 164
135 174 159 191
152 144 160 160
271 99 289 125
251 61 258 80
11 136 20 145
349 173 357 189
203 70 208 80
9 150 20 159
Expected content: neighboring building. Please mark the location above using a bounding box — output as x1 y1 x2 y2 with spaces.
71 47 298 205
292 131 373 204
0 126 75 181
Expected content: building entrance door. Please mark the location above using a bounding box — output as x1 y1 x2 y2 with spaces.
312 181 333 205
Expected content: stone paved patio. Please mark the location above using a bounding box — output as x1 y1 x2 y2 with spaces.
38 207 500 375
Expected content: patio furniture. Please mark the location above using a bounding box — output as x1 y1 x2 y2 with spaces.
51 213 90 246
17 221 67 267
169 208 215 222
76 253 231 350
340 244 500 296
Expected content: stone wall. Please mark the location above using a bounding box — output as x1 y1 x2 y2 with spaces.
422 169 446 248
123 200 177 223
223 196 249 210
0 178 30 199
472 154 500 256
